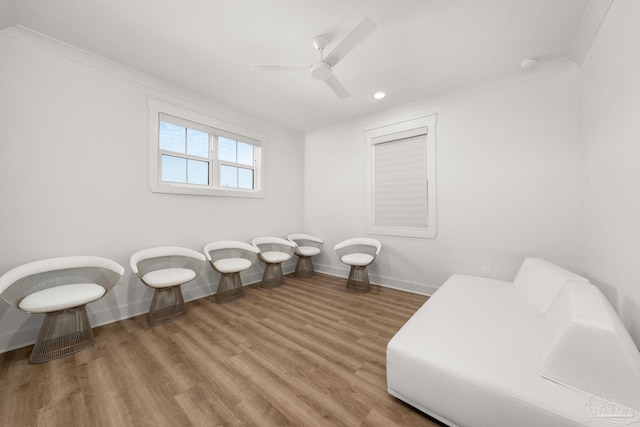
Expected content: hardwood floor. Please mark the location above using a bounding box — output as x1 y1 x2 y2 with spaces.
0 273 439 426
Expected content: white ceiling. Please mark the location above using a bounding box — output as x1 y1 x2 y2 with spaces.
2 0 611 133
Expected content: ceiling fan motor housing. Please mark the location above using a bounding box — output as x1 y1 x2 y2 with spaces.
310 61 332 80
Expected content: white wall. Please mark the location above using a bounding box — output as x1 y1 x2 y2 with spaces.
0 0 16 30
305 67 583 294
580 0 640 345
0 28 305 352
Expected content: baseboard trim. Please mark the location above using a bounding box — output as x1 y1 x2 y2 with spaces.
314 264 438 296
0 263 431 354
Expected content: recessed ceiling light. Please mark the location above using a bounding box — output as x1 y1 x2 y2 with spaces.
373 91 386 100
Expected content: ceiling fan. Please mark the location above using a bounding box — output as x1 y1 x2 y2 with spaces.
249 17 378 99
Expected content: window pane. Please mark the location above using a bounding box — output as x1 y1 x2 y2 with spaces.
161 154 186 183
218 137 236 162
188 159 209 185
238 168 254 189
237 142 254 166
159 122 186 153
187 129 209 157
220 165 238 188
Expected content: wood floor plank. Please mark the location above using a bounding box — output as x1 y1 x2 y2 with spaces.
37 391 88 427
173 382 241 426
0 273 439 426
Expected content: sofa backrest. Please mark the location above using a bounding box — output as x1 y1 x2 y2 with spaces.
538 282 640 410
513 257 590 314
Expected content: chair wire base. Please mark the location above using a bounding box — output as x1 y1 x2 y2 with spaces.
215 273 245 304
294 256 314 278
29 306 95 364
148 286 187 326
346 266 371 293
261 263 285 289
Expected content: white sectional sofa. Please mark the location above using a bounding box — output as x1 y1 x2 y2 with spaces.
387 258 640 427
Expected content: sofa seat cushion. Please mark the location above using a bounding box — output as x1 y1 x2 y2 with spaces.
260 251 291 264
341 253 374 266
295 246 321 257
387 274 595 427
142 267 196 288
213 258 252 274
19 283 105 313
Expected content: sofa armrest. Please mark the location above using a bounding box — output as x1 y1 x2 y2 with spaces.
538 282 640 410
514 258 589 314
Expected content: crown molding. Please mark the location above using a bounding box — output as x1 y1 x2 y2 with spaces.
568 0 614 65
0 25 304 139
306 58 579 139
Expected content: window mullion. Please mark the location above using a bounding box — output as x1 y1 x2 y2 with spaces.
210 134 216 188
159 149 208 163
218 159 256 172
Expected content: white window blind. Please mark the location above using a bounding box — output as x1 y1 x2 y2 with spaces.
373 134 428 228
366 114 437 238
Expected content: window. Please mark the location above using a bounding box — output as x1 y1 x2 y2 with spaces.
365 114 437 238
159 119 210 185
217 137 256 189
148 98 264 198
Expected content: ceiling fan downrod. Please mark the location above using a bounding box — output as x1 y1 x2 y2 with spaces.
310 36 332 81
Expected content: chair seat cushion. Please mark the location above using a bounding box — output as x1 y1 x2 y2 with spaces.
295 246 321 257
142 267 196 288
19 283 106 313
260 251 291 264
341 253 374 266
213 258 252 273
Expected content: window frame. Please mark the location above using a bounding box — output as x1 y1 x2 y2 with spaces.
215 137 259 190
365 114 437 238
148 98 265 198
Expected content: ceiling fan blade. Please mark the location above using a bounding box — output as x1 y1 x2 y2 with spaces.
325 75 350 99
323 17 377 67
249 64 307 72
